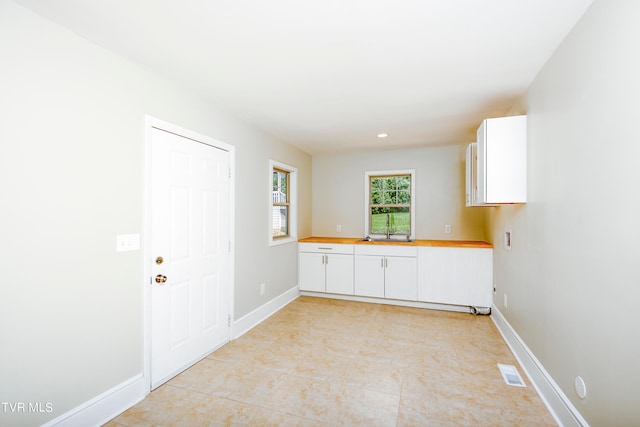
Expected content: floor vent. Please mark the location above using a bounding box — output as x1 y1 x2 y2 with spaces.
498 364 526 387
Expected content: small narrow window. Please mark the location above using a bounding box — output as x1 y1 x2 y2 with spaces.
269 160 297 246
272 168 290 238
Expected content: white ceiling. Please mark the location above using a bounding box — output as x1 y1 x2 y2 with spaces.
15 0 594 154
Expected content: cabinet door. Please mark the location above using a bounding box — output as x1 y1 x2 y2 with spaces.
477 115 527 204
477 120 488 204
325 253 354 295
354 255 384 297
299 252 326 292
466 143 476 207
384 256 417 301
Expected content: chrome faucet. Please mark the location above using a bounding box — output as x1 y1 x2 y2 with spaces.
386 213 391 240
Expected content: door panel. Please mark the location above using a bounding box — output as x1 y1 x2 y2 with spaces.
203 190 219 255
170 280 191 348
202 273 220 331
170 187 191 259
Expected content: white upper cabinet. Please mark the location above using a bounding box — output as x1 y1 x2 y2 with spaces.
473 115 527 205
465 143 485 207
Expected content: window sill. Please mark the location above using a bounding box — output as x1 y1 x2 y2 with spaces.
269 236 298 247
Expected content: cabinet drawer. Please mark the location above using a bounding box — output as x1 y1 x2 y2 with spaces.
354 245 417 257
298 243 354 254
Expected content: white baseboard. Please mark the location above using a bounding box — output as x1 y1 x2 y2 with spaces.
42 374 147 427
491 306 589 427
233 286 299 339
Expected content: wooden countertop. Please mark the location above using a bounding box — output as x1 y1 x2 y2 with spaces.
298 236 492 249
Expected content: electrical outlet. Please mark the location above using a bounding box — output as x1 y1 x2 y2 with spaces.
504 293 508 308
504 229 512 251
493 283 497 294
260 283 266 295
444 224 451 234
336 224 342 233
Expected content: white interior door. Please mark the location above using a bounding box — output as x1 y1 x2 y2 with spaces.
150 127 230 389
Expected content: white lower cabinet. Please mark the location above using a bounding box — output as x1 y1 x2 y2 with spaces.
299 241 493 309
298 243 354 295
298 252 327 292
418 247 493 307
354 245 418 301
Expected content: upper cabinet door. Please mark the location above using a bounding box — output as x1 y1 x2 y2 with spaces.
476 115 527 204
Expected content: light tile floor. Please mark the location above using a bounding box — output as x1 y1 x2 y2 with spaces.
105 296 556 426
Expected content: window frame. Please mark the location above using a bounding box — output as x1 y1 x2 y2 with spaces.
364 169 415 240
269 160 298 246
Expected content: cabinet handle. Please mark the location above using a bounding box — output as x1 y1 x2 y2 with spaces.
325 254 328 265
381 258 384 268
318 247 332 250
321 255 325 265
385 258 389 268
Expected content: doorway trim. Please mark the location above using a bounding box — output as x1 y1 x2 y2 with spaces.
142 115 235 392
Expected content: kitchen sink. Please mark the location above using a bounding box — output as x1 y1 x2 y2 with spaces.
361 237 414 243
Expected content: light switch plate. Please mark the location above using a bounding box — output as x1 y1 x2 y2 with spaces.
117 234 140 252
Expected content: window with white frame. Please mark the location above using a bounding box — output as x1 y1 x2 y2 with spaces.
269 160 297 246
365 170 415 239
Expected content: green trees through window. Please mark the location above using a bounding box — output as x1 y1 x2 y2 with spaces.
369 175 411 236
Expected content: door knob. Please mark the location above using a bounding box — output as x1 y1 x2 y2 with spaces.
155 256 164 265
155 274 168 283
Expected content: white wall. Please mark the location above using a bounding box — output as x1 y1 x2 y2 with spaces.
0 1 310 425
489 1 640 425
312 145 487 241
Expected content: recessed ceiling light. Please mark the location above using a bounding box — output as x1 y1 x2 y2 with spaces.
377 133 388 138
